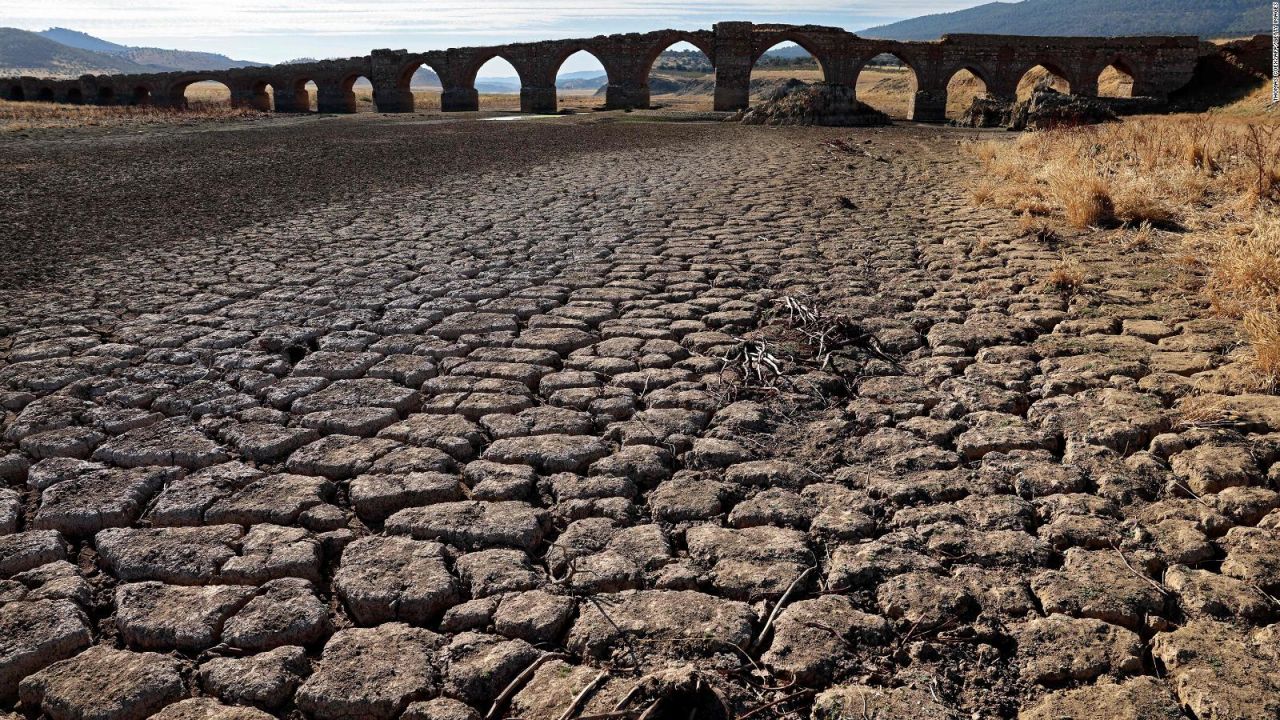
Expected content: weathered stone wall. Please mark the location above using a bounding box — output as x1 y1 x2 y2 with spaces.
1 22 1207 120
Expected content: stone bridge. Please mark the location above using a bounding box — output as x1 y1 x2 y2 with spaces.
1 22 1206 121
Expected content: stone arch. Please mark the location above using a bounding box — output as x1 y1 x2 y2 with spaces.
750 31 829 79
6 84 23 101
173 78 233 109
854 50 920 119
1015 60 1071 100
549 45 612 84
396 57 443 96
246 80 274 111
131 86 152 106
462 50 527 92
749 33 830 106
386 56 444 112
396 57 439 90
643 37 715 110
339 73 376 112
469 53 524 111
66 87 83 104
37 87 54 102
942 63 992 120
291 77 319 111
1097 56 1137 98
549 47 610 111
96 86 116 104
641 33 716 78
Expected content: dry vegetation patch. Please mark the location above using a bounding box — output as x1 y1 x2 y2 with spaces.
0 98 265 132
970 114 1280 380
1 88 537 133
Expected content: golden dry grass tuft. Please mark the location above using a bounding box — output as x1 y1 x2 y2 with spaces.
1244 310 1280 380
1175 394 1234 428
1204 219 1280 316
1046 162 1115 228
1124 220 1156 251
969 113 1280 381
1043 256 1086 295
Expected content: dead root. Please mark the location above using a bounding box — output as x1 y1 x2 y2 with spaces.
778 295 902 373
613 666 733 720
722 340 787 388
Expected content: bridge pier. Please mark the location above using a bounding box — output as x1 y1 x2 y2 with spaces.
908 89 945 123
370 49 412 113
273 87 309 113
605 83 649 110
316 80 355 113
712 22 753 111
441 86 479 112
373 87 413 113
231 82 270 111
521 85 557 114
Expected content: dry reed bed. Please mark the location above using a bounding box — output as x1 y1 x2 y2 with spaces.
970 115 1280 379
0 97 264 132
0 89 535 132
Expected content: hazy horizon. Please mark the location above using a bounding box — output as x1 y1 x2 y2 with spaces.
5 1 988 75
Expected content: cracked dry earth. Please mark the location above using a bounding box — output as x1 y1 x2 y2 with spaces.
2 118 1280 720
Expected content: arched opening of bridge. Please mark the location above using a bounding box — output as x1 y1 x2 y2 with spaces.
473 55 522 112
1097 61 1136 98
750 40 824 105
131 86 152 106
299 80 319 111
395 60 441 112
646 41 714 111
1017 64 1070 100
5 85 22 101
66 88 83 104
945 68 989 121
37 87 54 102
183 81 232 110
96 87 115 105
555 49 608 112
343 75 375 112
855 53 918 120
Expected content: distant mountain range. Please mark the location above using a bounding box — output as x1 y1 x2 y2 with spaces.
859 0 1272 40
1 26 264 77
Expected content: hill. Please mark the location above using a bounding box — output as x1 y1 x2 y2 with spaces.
37 27 263 71
37 27 128 54
860 0 1272 40
0 27 162 76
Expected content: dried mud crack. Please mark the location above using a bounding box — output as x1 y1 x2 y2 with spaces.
1 116 1277 720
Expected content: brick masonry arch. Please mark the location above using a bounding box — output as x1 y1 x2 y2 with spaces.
750 30 833 81
1010 58 1075 98
640 31 717 73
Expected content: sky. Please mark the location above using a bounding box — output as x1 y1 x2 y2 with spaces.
2 0 988 74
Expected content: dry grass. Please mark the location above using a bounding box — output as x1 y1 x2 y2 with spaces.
1125 220 1156 251
971 115 1280 229
1175 393 1234 427
0 97 262 132
1204 219 1280 315
1244 309 1280 380
1 84 552 131
1042 256 1087 295
969 113 1280 380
